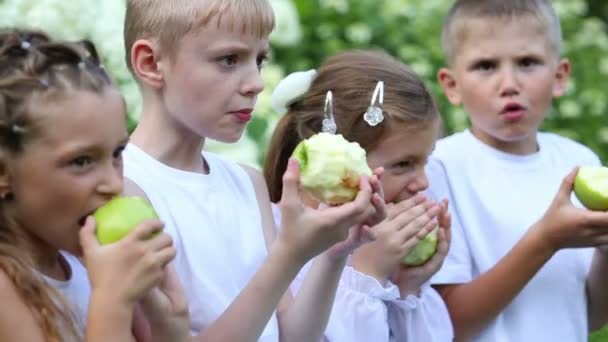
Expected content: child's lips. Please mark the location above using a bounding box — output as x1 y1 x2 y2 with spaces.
230 109 253 123
500 103 526 122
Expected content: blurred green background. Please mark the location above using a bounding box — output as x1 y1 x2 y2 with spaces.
2 0 606 167
1 0 608 338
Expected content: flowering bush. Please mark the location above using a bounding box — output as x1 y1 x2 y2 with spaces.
2 0 607 168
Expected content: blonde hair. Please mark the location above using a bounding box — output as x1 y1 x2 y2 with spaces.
442 0 562 65
0 28 113 341
124 0 275 72
264 50 440 203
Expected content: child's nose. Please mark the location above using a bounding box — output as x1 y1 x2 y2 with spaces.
241 66 265 97
97 164 123 198
499 66 520 96
407 169 429 193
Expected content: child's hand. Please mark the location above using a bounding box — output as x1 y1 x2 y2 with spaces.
134 265 190 342
351 194 441 283
392 202 451 297
277 158 381 264
534 167 608 252
79 216 176 305
325 168 387 259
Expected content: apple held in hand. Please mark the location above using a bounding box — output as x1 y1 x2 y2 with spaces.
94 196 159 245
402 228 439 266
574 166 608 211
291 133 372 205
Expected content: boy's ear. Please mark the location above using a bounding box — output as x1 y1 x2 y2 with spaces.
131 39 164 89
552 58 571 97
437 68 462 105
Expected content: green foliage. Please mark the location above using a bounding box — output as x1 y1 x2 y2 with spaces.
271 0 608 164
591 325 608 342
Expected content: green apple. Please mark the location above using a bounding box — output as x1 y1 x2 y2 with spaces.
94 196 159 245
401 227 439 266
291 132 372 204
574 166 608 211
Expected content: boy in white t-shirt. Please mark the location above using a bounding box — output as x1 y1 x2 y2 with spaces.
428 0 608 341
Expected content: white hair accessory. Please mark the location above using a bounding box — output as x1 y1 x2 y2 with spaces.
271 69 317 115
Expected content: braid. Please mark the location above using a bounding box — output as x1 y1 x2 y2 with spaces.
0 29 115 341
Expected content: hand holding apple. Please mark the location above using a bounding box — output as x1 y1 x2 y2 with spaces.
291 132 372 205
94 196 159 245
351 195 440 283
532 168 608 252
79 215 175 306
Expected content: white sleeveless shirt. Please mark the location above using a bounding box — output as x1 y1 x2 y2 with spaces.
42 252 90 339
123 143 279 341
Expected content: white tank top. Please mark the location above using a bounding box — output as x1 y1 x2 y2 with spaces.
41 252 90 339
123 143 279 341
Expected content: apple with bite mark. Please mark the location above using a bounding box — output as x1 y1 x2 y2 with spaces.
401 227 439 266
291 133 372 205
573 166 608 211
94 196 159 245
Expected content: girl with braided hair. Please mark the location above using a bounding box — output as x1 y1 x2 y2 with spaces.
0 29 188 342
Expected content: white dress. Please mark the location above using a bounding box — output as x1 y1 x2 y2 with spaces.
272 203 454 341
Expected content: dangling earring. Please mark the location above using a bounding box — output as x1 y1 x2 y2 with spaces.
321 90 337 134
363 81 385 126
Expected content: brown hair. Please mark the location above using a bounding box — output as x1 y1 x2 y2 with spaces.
442 0 562 65
0 28 114 341
263 50 440 203
124 0 275 73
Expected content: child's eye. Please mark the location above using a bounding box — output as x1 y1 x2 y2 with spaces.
219 55 238 67
70 156 92 168
113 145 126 159
394 160 412 169
257 55 268 71
519 57 539 68
474 61 496 71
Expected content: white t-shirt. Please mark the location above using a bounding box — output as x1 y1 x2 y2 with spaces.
42 252 90 339
123 144 279 341
429 130 600 342
272 204 454 342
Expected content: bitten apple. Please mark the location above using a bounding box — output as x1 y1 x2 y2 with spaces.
573 166 608 211
94 196 159 245
401 227 439 266
291 133 372 205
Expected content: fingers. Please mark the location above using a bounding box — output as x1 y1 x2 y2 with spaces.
367 193 387 226
556 167 579 202
370 170 385 200
438 200 451 231
147 232 174 252
280 158 302 210
128 219 165 242
79 216 99 252
392 203 440 234
155 245 177 269
326 175 374 225
387 194 427 220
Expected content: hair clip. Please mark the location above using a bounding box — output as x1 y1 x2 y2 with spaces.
20 40 31 50
11 124 25 135
363 81 384 126
321 90 337 134
77 61 87 70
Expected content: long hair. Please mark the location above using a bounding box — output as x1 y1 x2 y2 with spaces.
0 28 113 341
264 50 440 203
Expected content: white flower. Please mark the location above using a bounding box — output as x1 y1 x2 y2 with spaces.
269 0 302 46
270 69 317 115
